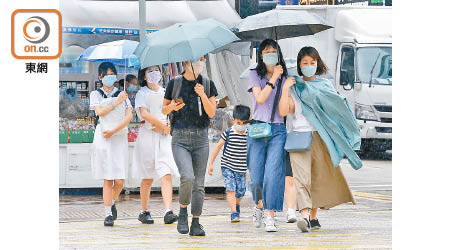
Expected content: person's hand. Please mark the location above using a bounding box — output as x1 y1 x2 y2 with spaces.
194 84 207 98
207 163 214 176
152 126 163 133
273 65 284 79
103 130 115 139
284 77 296 89
162 126 170 136
114 91 128 106
168 100 185 112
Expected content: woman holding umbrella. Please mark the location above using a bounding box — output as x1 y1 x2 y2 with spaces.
162 56 218 236
247 39 295 232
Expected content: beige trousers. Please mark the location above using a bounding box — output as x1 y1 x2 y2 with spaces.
290 132 355 210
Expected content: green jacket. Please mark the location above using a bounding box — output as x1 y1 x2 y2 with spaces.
291 76 362 170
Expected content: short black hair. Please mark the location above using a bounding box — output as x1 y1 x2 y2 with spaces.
297 46 328 76
253 39 288 79
126 74 137 83
233 105 251 121
98 62 117 77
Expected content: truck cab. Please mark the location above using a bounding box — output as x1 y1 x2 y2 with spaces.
334 9 392 157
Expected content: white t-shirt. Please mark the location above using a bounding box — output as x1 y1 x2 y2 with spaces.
286 91 315 133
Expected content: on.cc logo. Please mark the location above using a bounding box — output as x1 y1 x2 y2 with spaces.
11 9 61 59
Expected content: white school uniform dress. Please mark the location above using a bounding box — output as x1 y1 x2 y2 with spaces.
131 86 180 180
90 87 132 180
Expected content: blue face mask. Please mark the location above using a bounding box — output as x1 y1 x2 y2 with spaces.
127 84 137 93
102 75 117 87
235 124 247 132
262 53 278 66
301 65 317 78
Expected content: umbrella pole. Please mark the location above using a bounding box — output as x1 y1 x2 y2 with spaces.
191 62 203 117
275 27 280 64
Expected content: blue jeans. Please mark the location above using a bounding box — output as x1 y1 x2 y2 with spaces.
171 128 209 216
247 124 286 211
221 167 247 198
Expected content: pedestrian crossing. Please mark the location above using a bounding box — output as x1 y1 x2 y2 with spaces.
60 214 391 249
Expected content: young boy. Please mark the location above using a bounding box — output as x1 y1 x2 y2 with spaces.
208 105 251 222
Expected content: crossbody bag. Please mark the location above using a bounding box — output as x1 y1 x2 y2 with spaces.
248 78 282 139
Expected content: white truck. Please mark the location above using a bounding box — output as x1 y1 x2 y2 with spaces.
277 5 392 157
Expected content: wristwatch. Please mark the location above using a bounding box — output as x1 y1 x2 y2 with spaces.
266 81 275 89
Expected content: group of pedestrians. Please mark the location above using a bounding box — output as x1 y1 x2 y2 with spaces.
89 38 359 236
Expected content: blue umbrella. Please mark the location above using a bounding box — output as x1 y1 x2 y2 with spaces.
77 40 140 67
134 18 239 68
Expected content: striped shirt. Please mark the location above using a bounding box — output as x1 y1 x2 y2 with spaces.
220 127 248 173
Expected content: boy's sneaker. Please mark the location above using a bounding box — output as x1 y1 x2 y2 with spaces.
138 211 154 224
164 211 178 224
286 210 297 223
104 215 114 227
177 211 189 234
189 219 205 236
310 218 321 230
236 205 241 214
231 212 240 223
264 217 278 232
111 204 117 220
297 218 311 233
252 207 264 228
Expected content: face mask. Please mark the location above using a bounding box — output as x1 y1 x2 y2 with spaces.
127 85 137 93
235 124 247 132
262 53 278 66
301 65 317 78
102 75 117 87
190 60 204 74
147 71 162 84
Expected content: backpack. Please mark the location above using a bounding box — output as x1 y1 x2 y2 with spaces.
223 127 231 153
169 75 211 132
94 88 121 128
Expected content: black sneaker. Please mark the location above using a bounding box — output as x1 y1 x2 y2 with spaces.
310 218 321 230
177 211 189 234
189 220 205 236
138 211 154 224
104 215 114 227
297 218 311 233
164 211 178 224
111 204 117 220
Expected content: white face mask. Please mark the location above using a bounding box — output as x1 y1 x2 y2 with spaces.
146 71 162 84
190 60 204 74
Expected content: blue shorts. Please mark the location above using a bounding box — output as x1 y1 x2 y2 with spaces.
221 167 247 198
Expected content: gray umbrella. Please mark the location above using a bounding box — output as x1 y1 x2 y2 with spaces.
231 9 332 41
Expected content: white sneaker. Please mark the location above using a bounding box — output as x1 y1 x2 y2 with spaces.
252 207 264 228
286 210 297 223
264 217 278 232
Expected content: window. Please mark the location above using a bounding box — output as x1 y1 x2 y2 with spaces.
59 45 89 74
340 46 355 86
